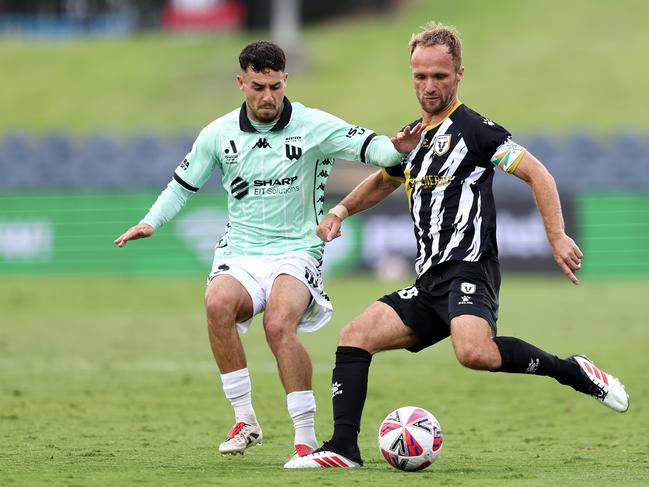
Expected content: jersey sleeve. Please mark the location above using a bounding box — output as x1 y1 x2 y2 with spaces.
490 138 526 173
314 109 382 164
140 179 193 229
173 124 221 192
364 135 405 167
382 164 406 182
471 115 526 174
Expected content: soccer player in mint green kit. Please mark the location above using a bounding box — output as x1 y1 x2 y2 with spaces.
114 41 422 464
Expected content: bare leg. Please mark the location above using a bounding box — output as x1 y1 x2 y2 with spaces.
207 275 263 454
264 274 318 450
205 274 254 373
450 314 502 370
263 274 312 393
449 315 621 411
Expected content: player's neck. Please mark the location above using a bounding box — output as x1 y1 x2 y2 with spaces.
422 97 459 127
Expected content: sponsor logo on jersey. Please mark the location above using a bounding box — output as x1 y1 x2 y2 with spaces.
223 140 239 164
252 176 301 196
526 358 540 374
407 175 455 189
254 138 271 149
230 177 249 200
433 134 452 156
253 176 298 186
210 263 231 278
459 295 473 305
180 158 189 170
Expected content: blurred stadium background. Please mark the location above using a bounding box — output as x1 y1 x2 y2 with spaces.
2 2 649 485
1 0 648 279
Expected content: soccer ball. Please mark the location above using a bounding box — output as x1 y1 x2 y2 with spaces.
378 406 443 471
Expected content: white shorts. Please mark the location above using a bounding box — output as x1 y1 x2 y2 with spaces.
207 252 333 334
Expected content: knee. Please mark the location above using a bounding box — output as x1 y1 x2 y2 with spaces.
205 295 236 330
338 323 369 349
263 318 292 349
454 345 497 370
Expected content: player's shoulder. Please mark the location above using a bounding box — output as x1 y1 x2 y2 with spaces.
298 104 345 124
452 104 505 131
453 103 513 158
192 107 239 141
204 107 240 132
453 104 511 143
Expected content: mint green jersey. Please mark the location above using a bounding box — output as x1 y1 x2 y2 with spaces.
171 98 401 261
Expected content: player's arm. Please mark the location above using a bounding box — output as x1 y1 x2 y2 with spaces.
114 124 219 248
114 181 193 247
512 152 583 285
364 122 424 166
314 108 422 167
317 170 401 242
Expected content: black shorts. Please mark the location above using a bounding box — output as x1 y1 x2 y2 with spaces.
378 255 501 353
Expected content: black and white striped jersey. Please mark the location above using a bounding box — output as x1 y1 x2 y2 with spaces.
384 102 527 278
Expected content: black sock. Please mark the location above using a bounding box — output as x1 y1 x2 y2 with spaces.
329 346 372 457
493 336 587 392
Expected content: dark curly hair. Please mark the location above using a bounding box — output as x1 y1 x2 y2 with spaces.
239 41 286 72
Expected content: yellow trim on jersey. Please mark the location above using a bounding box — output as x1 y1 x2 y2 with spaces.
381 167 405 183
505 150 526 174
404 166 414 208
423 100 463 132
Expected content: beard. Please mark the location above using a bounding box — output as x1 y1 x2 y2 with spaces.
250 102 281 122
418 93 452 117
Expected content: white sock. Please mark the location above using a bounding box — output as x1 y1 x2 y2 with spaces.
221 368 257 425
287 390 317 448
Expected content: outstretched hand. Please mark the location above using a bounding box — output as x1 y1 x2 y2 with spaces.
391 122 424 154
550 233 583 285
316 213 343 243
114 223 155 248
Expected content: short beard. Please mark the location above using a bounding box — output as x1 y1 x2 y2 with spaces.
419 94 452 117
254 112 277 122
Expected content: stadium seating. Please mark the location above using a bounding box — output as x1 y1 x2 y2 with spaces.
2 132 648 191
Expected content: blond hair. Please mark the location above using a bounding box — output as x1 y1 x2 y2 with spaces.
409 22 462 71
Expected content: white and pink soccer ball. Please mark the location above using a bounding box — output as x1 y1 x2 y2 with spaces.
378 406 443 471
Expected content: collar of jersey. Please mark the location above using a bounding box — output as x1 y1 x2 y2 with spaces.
423 100 463 132
239 96 293 133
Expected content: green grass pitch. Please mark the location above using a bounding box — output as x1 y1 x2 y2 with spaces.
1 276 648 485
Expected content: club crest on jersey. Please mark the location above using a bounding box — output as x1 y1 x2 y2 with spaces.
285 136 303 161
461 282 476 294
433 134 452 156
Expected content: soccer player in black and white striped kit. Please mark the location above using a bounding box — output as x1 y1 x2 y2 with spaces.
285 21 628 469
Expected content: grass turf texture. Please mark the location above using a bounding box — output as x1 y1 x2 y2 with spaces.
1 276 648 486
1 0 649 136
